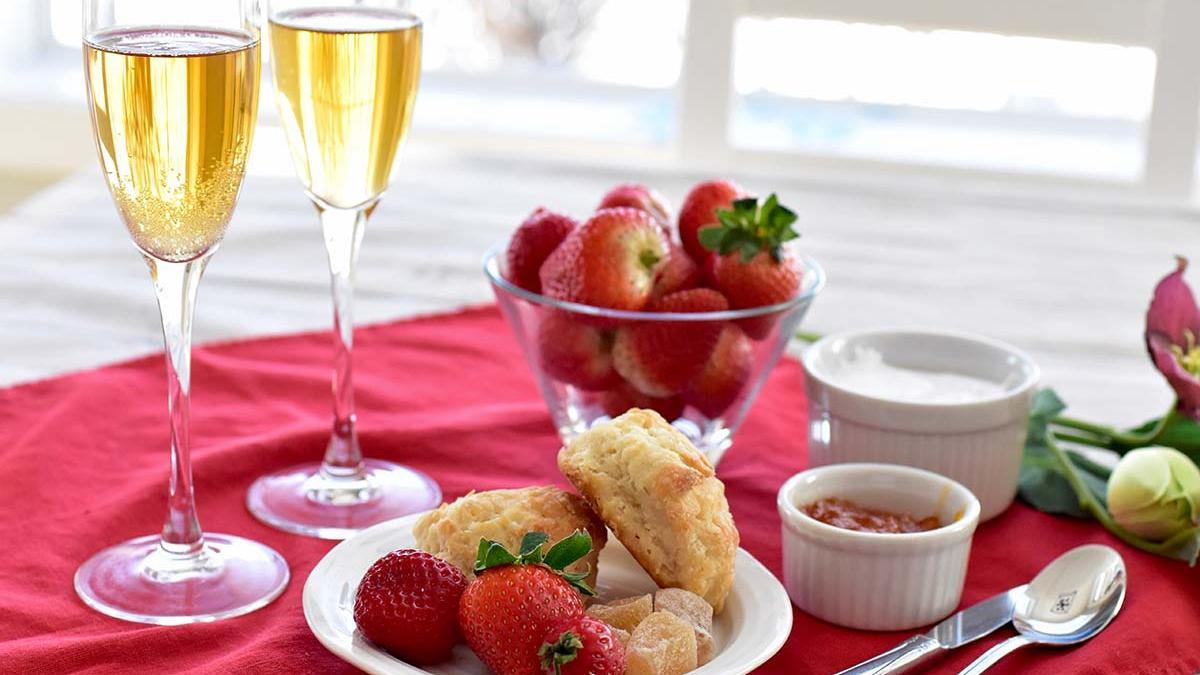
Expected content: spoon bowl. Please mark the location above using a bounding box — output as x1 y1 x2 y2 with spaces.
958 544 1126 674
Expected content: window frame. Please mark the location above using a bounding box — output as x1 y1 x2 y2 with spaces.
678 0 1200 200
10 0 1200 201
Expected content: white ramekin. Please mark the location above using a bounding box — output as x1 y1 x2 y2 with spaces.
778 463 981 631
802 329 1039 521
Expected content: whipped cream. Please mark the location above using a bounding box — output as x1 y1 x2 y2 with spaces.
825 346 1005 403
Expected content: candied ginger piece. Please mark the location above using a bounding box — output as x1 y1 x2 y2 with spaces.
625 611 698 675
586 594 652 633
655 587 716 664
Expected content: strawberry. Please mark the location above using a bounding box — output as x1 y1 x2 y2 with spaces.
650 245 702 299
505 208 578 294
459 532 595 675
353 549 469 664
537 311 620 391
684 323 754 417
597 183 671 233
611 289 729 397
540 207 667 312
539 615 625 675
678 179 744 264
702 193 804 339
600 381 685 421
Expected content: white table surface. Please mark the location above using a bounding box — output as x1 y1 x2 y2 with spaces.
4 145 1198 427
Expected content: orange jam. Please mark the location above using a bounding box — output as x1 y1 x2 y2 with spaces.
803 497 940 534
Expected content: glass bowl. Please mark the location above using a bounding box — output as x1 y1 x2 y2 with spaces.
484 244 825 465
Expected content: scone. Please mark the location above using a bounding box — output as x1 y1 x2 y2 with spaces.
413 486 607 589
557 409 738 612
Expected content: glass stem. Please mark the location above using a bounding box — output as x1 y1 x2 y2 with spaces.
148 254 209 556
317 201 372 478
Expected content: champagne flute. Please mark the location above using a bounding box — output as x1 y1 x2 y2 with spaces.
75 0 289 625
247 0 440 538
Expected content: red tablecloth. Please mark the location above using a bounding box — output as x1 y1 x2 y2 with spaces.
0 306 1196 674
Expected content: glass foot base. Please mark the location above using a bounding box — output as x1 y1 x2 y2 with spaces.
246 459 442 539
74 534 289 625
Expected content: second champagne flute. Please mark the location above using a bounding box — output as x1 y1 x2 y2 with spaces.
247 0 440 538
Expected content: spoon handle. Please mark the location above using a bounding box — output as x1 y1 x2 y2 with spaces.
834 635 942 675
957 635 1036 675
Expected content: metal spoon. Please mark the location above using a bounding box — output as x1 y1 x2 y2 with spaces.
957 544 1126 674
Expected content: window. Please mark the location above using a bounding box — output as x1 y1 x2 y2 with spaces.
45 0 688 145
13 0 1200 198
730 19 1156 180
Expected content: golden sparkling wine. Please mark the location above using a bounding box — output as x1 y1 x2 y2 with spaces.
270 7 421 209
85 28 260 262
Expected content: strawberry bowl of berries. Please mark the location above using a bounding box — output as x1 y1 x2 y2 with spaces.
484 180 825 464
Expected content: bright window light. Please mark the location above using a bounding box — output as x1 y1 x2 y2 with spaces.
734 18 1155 120
732 18 1157 179
50 0 81 46
48 0 685 144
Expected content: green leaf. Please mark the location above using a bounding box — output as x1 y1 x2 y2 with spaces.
697 225 725 251
1129 414 1200 462
1160 527 1200 565
1031 388 1068 426
474 538 520 573
1067 451 1110 508
539 631 584 674
1020 388 1092 516
558 569 597 597
542 530 592 571
731 196 757 215
739 241 758 263
1020 460 1088 518
703 193 802 257
517 531 550 562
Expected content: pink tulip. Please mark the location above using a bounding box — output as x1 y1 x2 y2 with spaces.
1146 257 1200 420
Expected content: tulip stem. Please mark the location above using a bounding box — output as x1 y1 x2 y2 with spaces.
1052 431 1116 451
794 330 822 343
1052 407 1179 451
1046 428 1199 564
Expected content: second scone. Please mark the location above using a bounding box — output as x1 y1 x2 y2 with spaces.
413 486 607 589
558 409 739 613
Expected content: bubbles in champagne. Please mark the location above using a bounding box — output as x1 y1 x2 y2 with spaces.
85 28 260 262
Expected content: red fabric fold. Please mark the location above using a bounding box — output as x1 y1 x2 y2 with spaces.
0 306 1196 673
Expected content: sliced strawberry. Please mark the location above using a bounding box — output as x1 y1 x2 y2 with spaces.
650 245 702 299
540 207 667 312
678 180 744 264
537 312 620 391
505 208 578 293
597 183 671 233
600 381 685 421
611 289 729 397
702 194 804 339
684 323 754 417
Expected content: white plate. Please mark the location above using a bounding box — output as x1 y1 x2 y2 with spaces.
304 512 793 675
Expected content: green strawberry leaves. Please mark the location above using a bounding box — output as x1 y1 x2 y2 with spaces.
475 538 520 570
542 532 592 570
518 531 551 558
698 193 800 263
539 629 585 675
473 530 596 597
